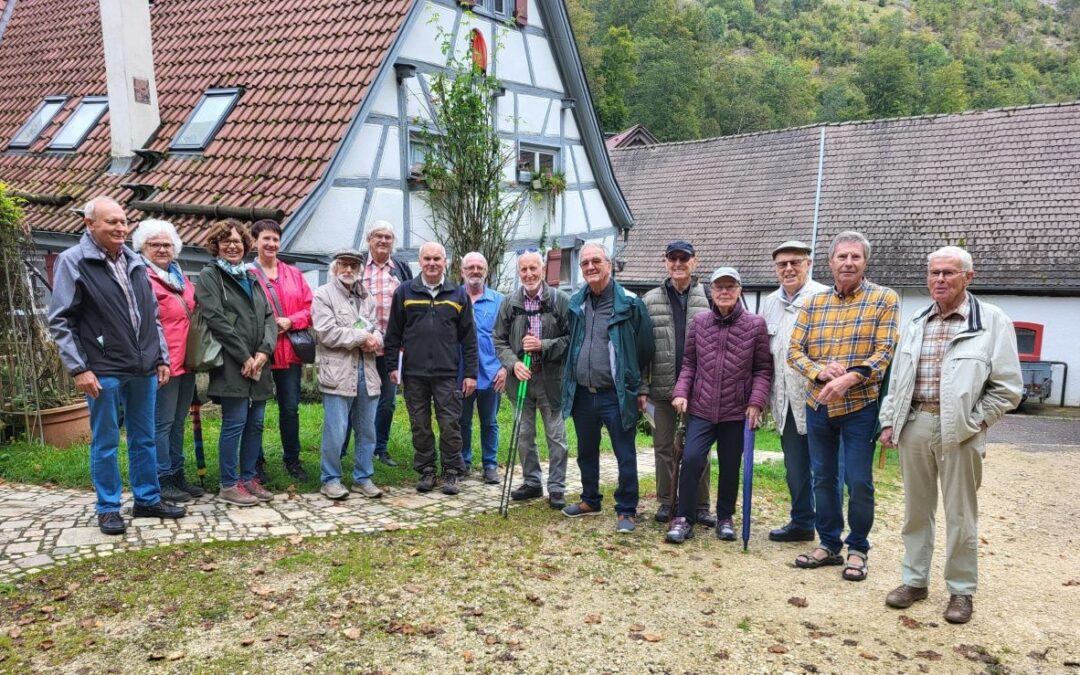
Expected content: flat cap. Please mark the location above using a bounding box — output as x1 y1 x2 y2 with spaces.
330 247 364 263
771 240 813 258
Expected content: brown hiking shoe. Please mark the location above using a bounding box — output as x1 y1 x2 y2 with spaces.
885 584 928 609
945 594 973 624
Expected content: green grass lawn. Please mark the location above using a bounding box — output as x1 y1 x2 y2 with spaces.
0 394 889 496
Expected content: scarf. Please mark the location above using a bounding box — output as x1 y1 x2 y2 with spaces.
215 257 253 298
143 257 186 292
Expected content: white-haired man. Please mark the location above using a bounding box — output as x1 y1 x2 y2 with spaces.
459 252 506 484
48 196 185 535
879 246 1022 624
361 221 413 466
384 241 478 495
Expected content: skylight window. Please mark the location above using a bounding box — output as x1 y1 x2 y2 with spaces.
48 97 108 151
8 97 67 149
171 88 240 151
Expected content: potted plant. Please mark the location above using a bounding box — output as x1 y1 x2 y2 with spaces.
0 184 89 447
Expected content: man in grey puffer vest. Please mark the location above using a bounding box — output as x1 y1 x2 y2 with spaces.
640 241 715 527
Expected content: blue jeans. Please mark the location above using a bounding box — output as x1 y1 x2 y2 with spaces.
218 397 266 488
374 354 396 456
806 402 878 554
270 364 302 464
571 386 638 516
781 407 815 530
677 416 743 522
154 372 195 477
87 375 160 513
460 387 500 469
320 365 379 484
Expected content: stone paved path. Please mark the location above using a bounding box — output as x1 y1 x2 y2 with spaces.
0 453 664 582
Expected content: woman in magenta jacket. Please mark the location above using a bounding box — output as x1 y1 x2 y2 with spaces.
133 219 206 504
250 219 314 481
665 267 773 544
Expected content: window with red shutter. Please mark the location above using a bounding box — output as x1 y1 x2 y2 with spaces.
514 0 528 28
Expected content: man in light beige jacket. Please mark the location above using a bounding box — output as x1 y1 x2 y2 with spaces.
311 248 385 500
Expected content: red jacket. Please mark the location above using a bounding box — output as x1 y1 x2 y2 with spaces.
253 261 313 369
673 303 773 424
147 269 196 377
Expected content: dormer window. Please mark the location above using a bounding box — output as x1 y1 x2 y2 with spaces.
8 97 67 149
171 88 240 151
48 97 108 151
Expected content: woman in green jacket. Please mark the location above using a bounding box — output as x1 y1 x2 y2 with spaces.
195 220 277 507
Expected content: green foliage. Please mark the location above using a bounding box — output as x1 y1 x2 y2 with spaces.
571 0 1080 140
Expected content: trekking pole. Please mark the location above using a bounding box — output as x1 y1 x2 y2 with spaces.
499 353 532 517
669 412 686 518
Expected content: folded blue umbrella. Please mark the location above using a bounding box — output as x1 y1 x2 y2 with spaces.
741 419 755 551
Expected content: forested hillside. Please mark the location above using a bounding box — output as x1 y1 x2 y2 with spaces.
567 0 1080 140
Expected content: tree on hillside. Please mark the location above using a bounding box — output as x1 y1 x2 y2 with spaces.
855 45 920 117
595 26 637 132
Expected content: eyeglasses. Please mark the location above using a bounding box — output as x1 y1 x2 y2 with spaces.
665 255 691 263
712 284 740 292
928 270 963 279
219 239 244 249
146 242 174 250
774 259 808 269
579 257 606 269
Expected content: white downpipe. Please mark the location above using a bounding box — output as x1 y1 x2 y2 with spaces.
809 127 826 279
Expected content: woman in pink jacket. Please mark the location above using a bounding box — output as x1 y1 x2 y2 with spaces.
665 267 773 544
250 219 314 481
133 219 206 503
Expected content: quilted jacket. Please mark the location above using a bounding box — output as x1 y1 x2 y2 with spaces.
672 303 774 424
640 280 711 401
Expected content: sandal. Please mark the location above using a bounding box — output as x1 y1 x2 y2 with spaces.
794 547 844 569
842 550 868 582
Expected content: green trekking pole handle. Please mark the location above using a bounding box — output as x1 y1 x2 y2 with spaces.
499 353 532 517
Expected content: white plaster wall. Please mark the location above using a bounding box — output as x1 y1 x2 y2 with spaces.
398 1 454 66
410 193 437 245
291 187 365 254
335 124 382 179
496 95 515 133
404 75 433 125
365 189 405 236
516 94 549 135
495 27 531 85
526 34 563 92
453 14 492 65
563 189 586 233
581 188 611 231
377 127 401 180
527 0 543 29
897 289 1080 407
570 145 593 184
369 75 398 118
563 112 580 141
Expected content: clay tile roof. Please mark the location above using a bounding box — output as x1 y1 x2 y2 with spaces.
0 0 413 246
613 103 1080 292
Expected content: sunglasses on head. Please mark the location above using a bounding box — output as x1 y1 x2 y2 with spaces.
516 246 540 255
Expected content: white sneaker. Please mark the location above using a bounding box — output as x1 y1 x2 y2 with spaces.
320 480 349 500
350 480 384 498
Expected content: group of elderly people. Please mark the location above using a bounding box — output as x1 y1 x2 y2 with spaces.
49 195 1022 626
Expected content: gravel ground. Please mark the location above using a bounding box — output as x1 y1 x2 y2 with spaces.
7 441 1080 674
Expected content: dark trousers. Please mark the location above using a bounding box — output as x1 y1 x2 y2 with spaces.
677 415 744 522
270 364 302 464
781 407 816 530
374 354 396 456
571 386 639 516
806 402 878 554
403 375 465 476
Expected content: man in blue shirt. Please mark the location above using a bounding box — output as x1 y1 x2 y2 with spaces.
459 252 506 484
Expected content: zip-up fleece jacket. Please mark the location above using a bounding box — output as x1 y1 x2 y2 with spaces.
561 280 655 432
672 303 773 424
48 233 168 378
492 283 570 406
879 294 1022 453
383 276 478 379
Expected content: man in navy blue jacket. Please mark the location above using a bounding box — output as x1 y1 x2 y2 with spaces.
48 196 186 535
384 241 478 495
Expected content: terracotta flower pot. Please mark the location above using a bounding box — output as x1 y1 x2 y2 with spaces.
38 401 92 448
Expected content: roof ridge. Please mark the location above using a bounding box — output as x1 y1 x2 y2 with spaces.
612 99 1080 152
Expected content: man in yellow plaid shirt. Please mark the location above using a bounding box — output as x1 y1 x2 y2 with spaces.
787 231 899 582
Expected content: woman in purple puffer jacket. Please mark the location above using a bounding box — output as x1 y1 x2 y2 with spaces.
665 267 773 544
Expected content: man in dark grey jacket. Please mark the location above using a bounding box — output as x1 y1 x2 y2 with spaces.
47 196 185 535
492 250 570 509
640 241 715 527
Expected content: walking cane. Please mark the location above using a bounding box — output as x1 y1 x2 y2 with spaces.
499 353 532 517
190 395 207 488
669 412 687 517
741 418 756 551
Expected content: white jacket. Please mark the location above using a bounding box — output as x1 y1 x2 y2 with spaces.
311 277 383 398
879 294 1022 453
761 278 828 434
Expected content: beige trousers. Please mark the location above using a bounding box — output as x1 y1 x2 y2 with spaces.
898 410 983 596
653 399 710 510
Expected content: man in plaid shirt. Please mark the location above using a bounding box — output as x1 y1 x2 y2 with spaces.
788 230 899 582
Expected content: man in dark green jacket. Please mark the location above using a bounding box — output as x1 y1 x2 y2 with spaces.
561 243 655 533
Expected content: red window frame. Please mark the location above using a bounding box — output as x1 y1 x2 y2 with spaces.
1013 321 1043 362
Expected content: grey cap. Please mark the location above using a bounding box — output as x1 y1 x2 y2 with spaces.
709 267 742 284
772 239 813 258
330 247 364 263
